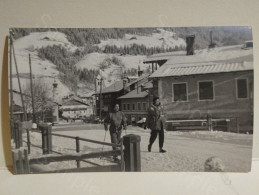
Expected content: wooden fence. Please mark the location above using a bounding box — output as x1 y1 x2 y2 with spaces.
12 121 141 173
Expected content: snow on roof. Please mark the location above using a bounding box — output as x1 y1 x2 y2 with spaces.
127 74 150 86
101 80 124 94
117 88 148 99
143 81 153 89
62 96 89 106
9 90 27 107
144 51 185 63
149 61 253 78
101 74 150 94
118 79 150 99
144 45 253 64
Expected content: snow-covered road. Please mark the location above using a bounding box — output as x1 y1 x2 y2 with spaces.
47 123 252 172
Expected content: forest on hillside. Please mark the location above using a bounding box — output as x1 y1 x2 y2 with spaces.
12 26 252 49
12 27 252 93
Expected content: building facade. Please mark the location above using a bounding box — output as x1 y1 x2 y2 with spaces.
60 97 89 120
118 87 149 125
150 61 253 132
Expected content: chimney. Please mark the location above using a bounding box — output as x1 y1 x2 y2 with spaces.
210 31 213 45
209 31 216 48
123 79 127 89
138 70 143 77
137 64 143 77
186 35 195 55
141 84 145 92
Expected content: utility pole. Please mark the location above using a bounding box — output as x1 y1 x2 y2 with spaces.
11 35 27 121
9 30 14 122
99 78 103 120
29 54 36 123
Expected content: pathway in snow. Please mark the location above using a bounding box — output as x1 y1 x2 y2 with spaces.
47 123 252 172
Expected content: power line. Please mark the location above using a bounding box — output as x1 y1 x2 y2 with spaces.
8 51 41 60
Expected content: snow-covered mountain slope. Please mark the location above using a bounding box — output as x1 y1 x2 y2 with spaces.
97 28 186 49
10 32 74 101
75 52 148 70
75 53 150 86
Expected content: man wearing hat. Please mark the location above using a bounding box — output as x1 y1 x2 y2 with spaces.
145 97 166 153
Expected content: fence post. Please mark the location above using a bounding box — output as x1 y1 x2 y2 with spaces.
18 121 23 148
14 122 18 148
207 115 213 131
18 150 24 174
10 119 14 139
237 118 240 133
14 121 23 149
120 139 125 171
123 134 141 172
40 124 47 154
39 123 52 154
76 136 80 168
23 149 30 173
26 129 31 154
47 125 52 154
12 151 18 173
12 149 30 174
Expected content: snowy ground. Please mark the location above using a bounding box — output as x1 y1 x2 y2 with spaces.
18 122 253 172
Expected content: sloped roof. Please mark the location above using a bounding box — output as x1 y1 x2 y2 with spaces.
10 90 24 107
144 45 253 64
62 96 89 106
144 51 185 63
143 81 153 89
117 79 150 99
117 88 148 99
149 61 253 78
101 74 150 94
101 80 124 94
127 74 150 86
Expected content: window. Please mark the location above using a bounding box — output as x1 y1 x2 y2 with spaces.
143 103 147 110
127 104 130 110
123 104 126 111
237 79 248 99
172 83 187 101
138 102 141 110
132 103 135 110
198 81 214 100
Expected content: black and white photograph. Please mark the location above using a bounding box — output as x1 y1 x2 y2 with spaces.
9 26 253 173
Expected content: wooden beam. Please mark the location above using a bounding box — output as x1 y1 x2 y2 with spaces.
31 164 121 173
29 150 121 164
51 132 120 147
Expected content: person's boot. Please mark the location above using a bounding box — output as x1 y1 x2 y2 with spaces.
148 144 151 152
159 148 166 153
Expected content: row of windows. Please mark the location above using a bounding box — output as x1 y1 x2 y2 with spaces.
122 102 147 111
66 111 87 114
172 79 249 102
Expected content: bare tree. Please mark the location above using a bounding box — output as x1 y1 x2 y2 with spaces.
23 79 53 121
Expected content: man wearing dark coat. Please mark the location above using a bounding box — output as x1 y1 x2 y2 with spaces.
104 103 127 160
145 97 166 153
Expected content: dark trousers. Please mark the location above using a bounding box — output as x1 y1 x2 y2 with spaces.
110 131 122 151
149 129 164 148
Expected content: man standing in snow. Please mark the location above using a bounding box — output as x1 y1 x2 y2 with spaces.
104 103 127 160
145 97 166 153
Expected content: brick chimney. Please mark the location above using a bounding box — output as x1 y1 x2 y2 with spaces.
209 31 216 48
137 65 143 77
186 35 195 55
